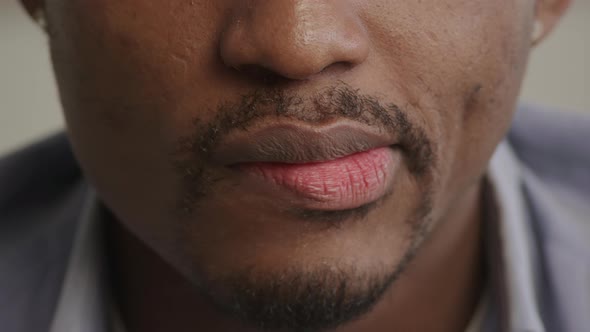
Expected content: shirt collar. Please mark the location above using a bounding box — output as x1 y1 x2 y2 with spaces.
487 141 545 332
49 189 112 332
49 141 545 332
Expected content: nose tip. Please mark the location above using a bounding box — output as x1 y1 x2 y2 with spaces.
219 1 369 81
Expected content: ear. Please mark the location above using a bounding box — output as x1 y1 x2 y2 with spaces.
19 0 44 20
532 0 572 46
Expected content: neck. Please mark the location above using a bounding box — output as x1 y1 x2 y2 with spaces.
107 180 487 332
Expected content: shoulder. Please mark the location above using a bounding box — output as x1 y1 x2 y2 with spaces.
507 105 590 331
0 132 84 219
508 103 590 197
0 131 86 244
507 103 590 253
0 133 87 331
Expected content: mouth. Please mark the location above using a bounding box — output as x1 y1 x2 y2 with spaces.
213 122 402 211
211 121 399 165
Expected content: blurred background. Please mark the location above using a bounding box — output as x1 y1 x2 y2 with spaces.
0 0 588 155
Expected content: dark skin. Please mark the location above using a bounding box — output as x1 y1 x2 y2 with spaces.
22 1 570 331
106 184 485 332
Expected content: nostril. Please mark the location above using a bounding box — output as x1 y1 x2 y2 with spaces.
233 61 355 85
319 61 355 76
233 64 294 85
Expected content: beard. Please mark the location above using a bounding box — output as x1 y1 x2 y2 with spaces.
170 83 436 331
209 262 408 332
204 219 431 332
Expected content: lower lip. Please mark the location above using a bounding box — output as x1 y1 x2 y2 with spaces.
236 147 399 210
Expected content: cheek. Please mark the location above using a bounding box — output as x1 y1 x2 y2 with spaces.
364 0 532 105
46 1 228 253
49 0 225 134
363 0 532 209
47 0 228 205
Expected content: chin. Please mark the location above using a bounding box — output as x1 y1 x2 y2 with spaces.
199 254 404 332
161 191 430 332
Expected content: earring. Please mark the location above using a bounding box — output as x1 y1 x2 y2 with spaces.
33 7 48 32
532 21 543 45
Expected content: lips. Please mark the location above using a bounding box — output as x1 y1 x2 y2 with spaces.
211 121 399 165
212 122 401 211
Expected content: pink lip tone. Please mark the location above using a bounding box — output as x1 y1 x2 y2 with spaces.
237 147 398 210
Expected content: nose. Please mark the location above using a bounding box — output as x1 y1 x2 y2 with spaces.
220 1 369 81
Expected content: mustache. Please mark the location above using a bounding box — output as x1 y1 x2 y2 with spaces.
176 84 433 174
172 84 435 212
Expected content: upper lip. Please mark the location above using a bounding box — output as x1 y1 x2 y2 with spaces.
210 121 398 165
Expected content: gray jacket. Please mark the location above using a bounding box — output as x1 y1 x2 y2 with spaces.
1 104 589 332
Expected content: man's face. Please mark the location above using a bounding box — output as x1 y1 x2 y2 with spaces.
44 0 542 329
